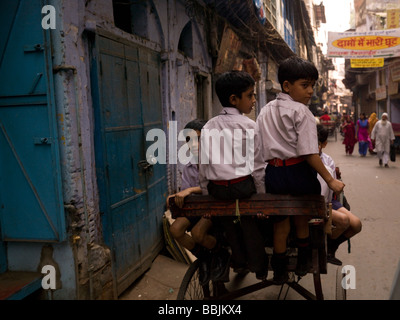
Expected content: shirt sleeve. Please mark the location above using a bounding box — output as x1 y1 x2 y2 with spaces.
295 108 319 156
252 124 266 193
181 165 199 190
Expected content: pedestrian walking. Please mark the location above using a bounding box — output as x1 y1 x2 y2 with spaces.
341 115 357 155
368 112 378 153
371 113 395 168
356 113 369 157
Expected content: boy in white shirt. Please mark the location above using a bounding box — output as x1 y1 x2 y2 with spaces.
317 124 362 266
199 70 268 280
256 56 345 283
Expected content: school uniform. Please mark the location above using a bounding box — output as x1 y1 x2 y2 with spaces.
180 162 202 230
319 152 342 210
199 107 265 195
198 107 268 277
256 93 321 198
257 92 321 279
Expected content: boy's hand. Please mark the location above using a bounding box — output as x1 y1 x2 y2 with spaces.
328 178 345 196
174 189 192 208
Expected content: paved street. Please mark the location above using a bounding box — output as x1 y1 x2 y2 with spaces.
321 131 400 300
121 130 400 301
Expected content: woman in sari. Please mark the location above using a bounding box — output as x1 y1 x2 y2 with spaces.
368 112 378 153
356 113 369 157
342 115 357 155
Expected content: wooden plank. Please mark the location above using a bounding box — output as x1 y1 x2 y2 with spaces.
169 194 326 219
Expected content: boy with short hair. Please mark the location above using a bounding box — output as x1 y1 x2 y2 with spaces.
199 70 268 280
256 56 345 283
168 119 215 253
317 124 362 266
167 119 221 284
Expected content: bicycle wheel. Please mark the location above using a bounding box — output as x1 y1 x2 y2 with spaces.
177 259 214 300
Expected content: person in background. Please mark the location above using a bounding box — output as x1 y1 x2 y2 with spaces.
371 113 395 168
368 112 378 154
319 110 331 122
356 113 369 157
341 115 357 156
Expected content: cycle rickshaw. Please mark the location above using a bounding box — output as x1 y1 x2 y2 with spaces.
168 193 346 300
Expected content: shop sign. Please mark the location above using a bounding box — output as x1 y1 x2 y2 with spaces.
350 58 384 68
215 26 242 74
375 86 387 100
327 28 400 59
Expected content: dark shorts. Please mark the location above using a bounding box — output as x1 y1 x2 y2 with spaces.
265 161 321 222
186 216 202 232
331 199 343 210
207 175 256 200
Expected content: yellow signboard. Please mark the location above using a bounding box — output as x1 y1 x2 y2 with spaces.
387 9 400 29
350 58 384 68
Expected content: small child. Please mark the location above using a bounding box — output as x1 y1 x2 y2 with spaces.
167 119 221 284
256 56 345 283
317 124 362 266
199 70 268 280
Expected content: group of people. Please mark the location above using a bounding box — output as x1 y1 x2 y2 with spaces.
167 56 362 286
341 111 395 167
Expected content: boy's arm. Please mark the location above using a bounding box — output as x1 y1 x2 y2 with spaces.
167 186 202 209
305 154 345 195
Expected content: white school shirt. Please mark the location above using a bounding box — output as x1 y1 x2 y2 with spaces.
198 107 266 195
318 152 337 204
256 93 319 161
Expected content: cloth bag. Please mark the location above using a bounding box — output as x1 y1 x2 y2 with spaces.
390 144 396 162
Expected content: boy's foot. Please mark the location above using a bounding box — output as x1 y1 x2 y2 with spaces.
327 253 342 266
379 159 383 166
385 164 389 168
210 247 230 283
198 252 212 286
271 253 288 284
255 269 268 281
233 266 250 276
295 247 312 277
272 271 289 285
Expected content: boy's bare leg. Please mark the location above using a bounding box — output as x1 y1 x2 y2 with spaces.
337 207 362 239
169 217 194 250
191 218 216 250
293 215 309 239
273 217 290 253
331 209 350 239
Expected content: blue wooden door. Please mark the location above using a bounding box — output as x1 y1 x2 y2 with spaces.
91 35 167 295
0 0 65 242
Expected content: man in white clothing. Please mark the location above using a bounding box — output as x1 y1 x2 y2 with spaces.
371 113 395 167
